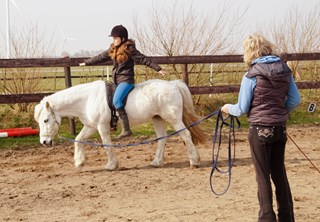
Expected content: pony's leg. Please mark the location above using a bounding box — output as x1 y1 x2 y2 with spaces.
97 124 118 171
151 116 167 167
74 126 97 168
172 121 200 167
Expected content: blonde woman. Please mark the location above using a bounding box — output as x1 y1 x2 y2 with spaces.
222 34 300 222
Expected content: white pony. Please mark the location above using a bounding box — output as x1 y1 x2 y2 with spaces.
34 79 207 170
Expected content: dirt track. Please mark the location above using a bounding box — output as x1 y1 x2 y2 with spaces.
0 126 319 222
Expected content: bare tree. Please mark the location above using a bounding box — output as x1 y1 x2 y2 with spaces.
131 0 247 104
264 3 320 81
268 4 320 53
9 23 56 58
0 23 57 112
132 1 246 56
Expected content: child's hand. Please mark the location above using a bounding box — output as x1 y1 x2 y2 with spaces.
159 70 166 76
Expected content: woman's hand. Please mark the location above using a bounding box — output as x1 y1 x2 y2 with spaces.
221 104 230 114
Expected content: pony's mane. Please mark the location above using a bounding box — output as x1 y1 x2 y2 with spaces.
42 80 104 107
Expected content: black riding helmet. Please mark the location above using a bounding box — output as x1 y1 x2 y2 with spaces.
109 25 128 41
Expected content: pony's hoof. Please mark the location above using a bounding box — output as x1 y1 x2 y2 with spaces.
190 164 200 169
75 161 85 169
105 162 118 171
151 160 164 167
189 159 200 168
74 165 84 173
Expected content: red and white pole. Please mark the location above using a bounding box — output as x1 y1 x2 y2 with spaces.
0 127 32 132
0 128 39 138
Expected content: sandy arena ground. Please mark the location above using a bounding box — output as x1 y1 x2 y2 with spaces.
0 126 319 222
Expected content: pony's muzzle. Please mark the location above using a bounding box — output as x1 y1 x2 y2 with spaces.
41 139 53 146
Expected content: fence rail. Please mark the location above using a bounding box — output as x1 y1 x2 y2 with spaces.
0 53 319 104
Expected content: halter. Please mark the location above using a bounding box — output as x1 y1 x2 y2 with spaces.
39 110 61 138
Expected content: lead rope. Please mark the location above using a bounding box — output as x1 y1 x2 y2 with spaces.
286 133 320 174
59 109 221 148
210 110 240 195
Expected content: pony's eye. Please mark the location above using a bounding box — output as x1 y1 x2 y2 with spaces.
44 119 49 123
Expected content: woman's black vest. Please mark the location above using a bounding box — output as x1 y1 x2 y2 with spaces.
246 61 292 126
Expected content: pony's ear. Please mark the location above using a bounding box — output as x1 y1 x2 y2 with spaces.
34 104 43 122
45 101 51 111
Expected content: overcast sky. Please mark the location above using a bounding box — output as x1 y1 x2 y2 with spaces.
0 0 319 57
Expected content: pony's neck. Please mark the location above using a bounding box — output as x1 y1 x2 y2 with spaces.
45 86 87 117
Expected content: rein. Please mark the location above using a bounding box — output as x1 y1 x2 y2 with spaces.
210 110 240 195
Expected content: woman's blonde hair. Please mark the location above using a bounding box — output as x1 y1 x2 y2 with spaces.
243 33 275 67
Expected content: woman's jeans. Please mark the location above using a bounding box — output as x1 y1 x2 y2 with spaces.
248 125 294 222
113 82 134 109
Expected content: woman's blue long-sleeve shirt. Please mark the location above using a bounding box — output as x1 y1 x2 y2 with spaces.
228 56 301 116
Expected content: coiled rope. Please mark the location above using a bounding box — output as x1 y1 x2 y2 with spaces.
209 110 240 195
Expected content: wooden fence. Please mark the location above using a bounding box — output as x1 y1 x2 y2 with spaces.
0 53 320 104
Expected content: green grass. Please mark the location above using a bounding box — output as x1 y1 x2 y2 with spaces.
1 96 318 150
0 136 40 150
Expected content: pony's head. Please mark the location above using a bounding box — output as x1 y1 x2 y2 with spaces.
34 101 61 145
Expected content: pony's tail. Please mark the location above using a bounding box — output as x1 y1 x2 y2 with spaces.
173 80 208 145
